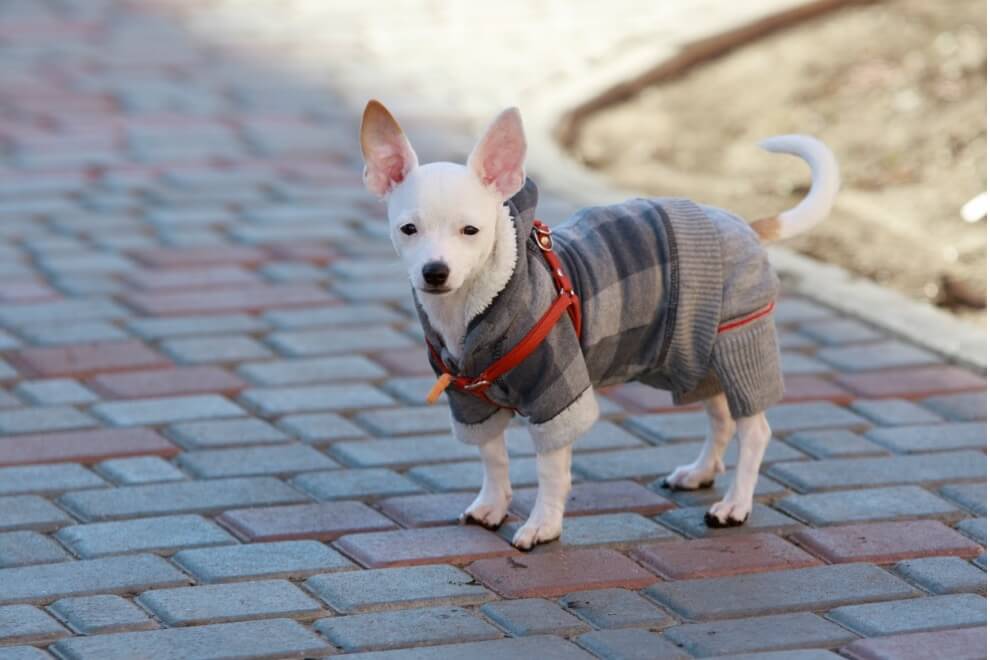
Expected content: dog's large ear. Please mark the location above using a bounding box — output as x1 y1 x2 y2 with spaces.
468 107 527 200
360 100 419 197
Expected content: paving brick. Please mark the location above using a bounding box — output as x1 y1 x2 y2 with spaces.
894 557 988 595
654 470 790 507
0 605 69 645
633 533 820 580
793 520 983 563
124 284 335 316
240 384 394 415
377 492 480 528
17 320 129 346
408 458 540 491
0 496 73 532
88 366 246 399
354 406 451 436
178 444 338 478
335 525 517 568
173 540 354 583
162 335 273 365
14 380 97 405
767 450 987 492
293 468 422 501
0 360 17 381
0 554 189 605
843 627 987 660
49 595 156 634
331 435 476 467
131 245 268 268
797 317 884 345
850 399 944 426
502 513 676 550
0 299 128 327
835 366 986 399
219 501 397 542
468 548 656 598
784 429 888 458
957 517 986 545
263 303 403 328
645 563 917 621
372 347 434 376
781 352 832 375
829 593 986 637
138 579 323 627
268 326 414 356
59 477 307 521
305 564 495 613
7 340 170 378
277 412 367 443
0 646 52 660
94 394 245 426
664 612 855 657
124 266 258 291
940 483 987 516
865 422 987 453
0 406 97 435
127 314 267 340
57 513 236 558
167 417 289 449
576 629 690 660
239 355 386 386
817 340 940 372
781 374 854 404
765 402 870 433
380 377 450 406
561 588 673 630
95 456 185 485
574 442 793 481
778 486 962 526
922 391 986 421
511 480 673 519
659 503 803 538
49 618 331 660
481 598 589 636
624 410 709 442
0 531 71 567
316 605 501 651
0 464 105 495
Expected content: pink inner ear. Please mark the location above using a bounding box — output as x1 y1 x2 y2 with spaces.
471 114 525 198
382 153 408 185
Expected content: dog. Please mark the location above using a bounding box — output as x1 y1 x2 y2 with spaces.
359 100 839 550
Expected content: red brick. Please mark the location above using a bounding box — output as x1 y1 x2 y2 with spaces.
88 366 246 399
124 267 260 291
218 501 397 542
792 520 983 564
335 526 519 568
510 481 674 519
841 625 986 660
379 492 483 528
602 383 698 413
0 427 177 466
130 246 269 268
467 548 658 598
782 375 854 404
371 348 433 376
630 533 821 580
8 341 172 378
267 243 338 265
122 284 336 316
835 366 985 399
0 280 60 303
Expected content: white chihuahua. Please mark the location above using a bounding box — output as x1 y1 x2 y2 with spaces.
359 100 839 550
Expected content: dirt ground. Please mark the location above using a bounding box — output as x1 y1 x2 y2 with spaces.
571 0 986 326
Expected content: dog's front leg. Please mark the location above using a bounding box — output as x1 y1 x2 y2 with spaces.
705 412 771 527
512 444 572 550
460 432 512 530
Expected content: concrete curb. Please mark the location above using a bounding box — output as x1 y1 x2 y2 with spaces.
520 1 986 372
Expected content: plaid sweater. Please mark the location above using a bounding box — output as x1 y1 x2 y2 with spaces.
419 179 783 453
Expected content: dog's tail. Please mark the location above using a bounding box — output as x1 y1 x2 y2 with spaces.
750 135 840 242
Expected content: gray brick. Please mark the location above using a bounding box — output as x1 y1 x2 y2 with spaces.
240 384 394 415
332 280 413 303
178 444 338 478
268 327 414 356
658 504 802 538
777 486 961 526
850 399 944 426
127 314 267 340
173 540 354 583
381 377 448 406
481 599 589 636
797 318 884 345
162 335 273 364
49 595 156 634
0 360 17 381
93 395 244 426
577 629 690 660
14 380 98 405
0 406 96 434
260 262 327 282
0 464 105 496
316 606 500 651
656 471 789 507
0 330 20 350
827 594 986 636
622 411 708 442
663 613 854 657
96 457 186 485
785 429 887 458
503 513 676 549
409 459 540 491
0 299 127 326
765 402 870 433
40 253 135 275
0 388 19 409
865 422 987 453
893 557 988 595
957 518 987 545
645 563 918 621
17 320 129 346
325 635 594 660
509 421 645 455
59 477 307 521
50 618 331 660
330 435 475 467
56 514 235 558
817 340 940 371
263 304 404 328
0 531 71 567
353 406 451 437
238 355 386 386
0 646 52 659
561 588 672 630
922 392 986 422
278 413 366 443
292 468 423 500
0 605 68 645
940 483 987 516
329 258 406 280
0 554 189 605
305 564 494 613
715 653 842 660
167 418 289 449
781 352 831 375
767 451 987 493
0 496 73 532
137 579 323 627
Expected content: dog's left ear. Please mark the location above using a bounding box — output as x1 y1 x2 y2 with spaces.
360 100 419 197
468 107 527 200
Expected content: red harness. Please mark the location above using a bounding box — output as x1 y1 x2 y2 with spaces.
425 220 581 406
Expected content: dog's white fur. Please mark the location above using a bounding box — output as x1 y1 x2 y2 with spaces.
360 100 838 549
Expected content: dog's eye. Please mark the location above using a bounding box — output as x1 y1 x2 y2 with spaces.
462 226 479 236
399 223 418 236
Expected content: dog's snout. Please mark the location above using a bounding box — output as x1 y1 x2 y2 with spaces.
422 261 450 286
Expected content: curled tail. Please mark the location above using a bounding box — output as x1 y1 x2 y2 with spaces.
750 135 840 242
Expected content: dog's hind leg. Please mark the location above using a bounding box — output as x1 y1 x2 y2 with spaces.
705 412 771 527
662 393 734 490
460 432 513 530
512 444 572 550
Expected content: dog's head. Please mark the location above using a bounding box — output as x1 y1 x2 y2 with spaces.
359 100 526 295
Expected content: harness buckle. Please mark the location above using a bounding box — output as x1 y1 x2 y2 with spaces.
462 379 491 391
533 225 553 251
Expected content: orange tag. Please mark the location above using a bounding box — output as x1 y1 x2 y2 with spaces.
426 373 453 404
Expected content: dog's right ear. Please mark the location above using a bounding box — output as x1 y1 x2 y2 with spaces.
360 100 419 197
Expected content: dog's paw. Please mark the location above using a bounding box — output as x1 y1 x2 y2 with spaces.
511 517 562 551
704 497 751 528
661 460 723 491
459 490 511 530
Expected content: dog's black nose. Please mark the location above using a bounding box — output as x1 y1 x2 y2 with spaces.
422 261 450 286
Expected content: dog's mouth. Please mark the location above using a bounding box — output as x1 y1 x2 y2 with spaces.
418 286 452 295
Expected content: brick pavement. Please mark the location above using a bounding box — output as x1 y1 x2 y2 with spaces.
0 0 985 658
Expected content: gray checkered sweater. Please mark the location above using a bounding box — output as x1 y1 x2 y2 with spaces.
418 179 783 453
